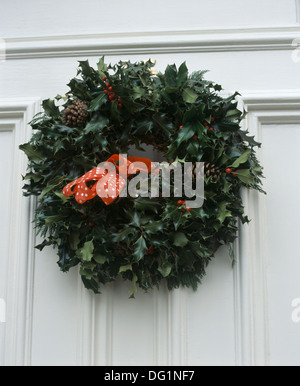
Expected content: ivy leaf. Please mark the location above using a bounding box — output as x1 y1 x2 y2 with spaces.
119 264 132 273
93 254 107 264
133 236 147 261
230 150 250 168
172 232 189 247
78 240 94 262
182 88 198 104
80 261 97 280
19 143 44 162
129 274 138 299
158 261 172 278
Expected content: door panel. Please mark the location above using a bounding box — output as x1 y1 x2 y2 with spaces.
0 0 300 366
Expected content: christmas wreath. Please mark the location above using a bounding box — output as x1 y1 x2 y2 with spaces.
20 58 264 296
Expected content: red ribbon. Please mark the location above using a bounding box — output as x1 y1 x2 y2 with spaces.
62 154 155 206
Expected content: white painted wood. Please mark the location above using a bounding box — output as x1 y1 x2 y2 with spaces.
1 0 300 367
4 26 300 60
236 93 300 365
0 100 40 365
0 0 297 39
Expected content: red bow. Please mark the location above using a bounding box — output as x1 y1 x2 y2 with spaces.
62 154 155 205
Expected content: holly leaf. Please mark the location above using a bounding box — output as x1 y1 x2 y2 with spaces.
89 93 107 112
225 108 242 122
19 143 44 162
143 221 164 234
134 197 160 213
217 202 232 224
132 236 147 261
230 150 250 168
85 115 109 133
234 169 255 184
81 276 100 294
42 99 60 119
97 56 108 76
165 64 177 88
78 240 94 262
177 62 188 87
112 227 136 243
176 123 197 145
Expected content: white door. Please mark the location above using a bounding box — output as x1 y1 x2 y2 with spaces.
1 0 300 366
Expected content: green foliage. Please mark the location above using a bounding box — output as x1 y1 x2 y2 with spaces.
20 58 265 295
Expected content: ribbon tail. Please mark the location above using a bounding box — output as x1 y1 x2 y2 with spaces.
96 172 127 206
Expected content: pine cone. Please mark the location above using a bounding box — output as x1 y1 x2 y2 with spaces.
190 163 221 182
63 100 88 127
204 163 221 181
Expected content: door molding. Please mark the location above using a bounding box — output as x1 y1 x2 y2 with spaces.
0 99 40 365
234 90 300 365
4 25 300 60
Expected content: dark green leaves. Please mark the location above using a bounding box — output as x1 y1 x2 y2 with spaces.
176 105 206 145
182 88 198 104
20 57 265 296
230 150 250 168
172 232 189 247
97 56 108 76
89 93 107 112
42 99 60 119
164 62 188 90
19 143 44 162
133 236 147 261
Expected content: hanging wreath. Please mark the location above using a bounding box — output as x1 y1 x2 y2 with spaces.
20 58 264 296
